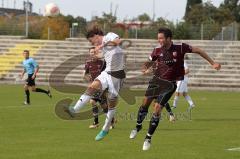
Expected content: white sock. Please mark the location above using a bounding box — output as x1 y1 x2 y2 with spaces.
185 95 194 107
73 94 91 113
102 107 116 132
173 96 179 107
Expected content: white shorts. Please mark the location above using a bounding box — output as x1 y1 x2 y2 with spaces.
176 80 188 93
95 71 124 100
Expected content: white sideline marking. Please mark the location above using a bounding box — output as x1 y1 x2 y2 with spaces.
226 147 240 151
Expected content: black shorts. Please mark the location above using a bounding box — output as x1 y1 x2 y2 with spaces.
25 74 35 86
145 76 176 105
91 91 107 105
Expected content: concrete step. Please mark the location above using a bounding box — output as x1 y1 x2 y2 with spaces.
0 36 26 39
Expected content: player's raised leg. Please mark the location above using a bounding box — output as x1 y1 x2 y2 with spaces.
31 85 52 98
66 80 102 116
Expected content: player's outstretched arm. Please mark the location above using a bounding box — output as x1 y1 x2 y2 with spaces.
95 38 121 51
191 47 221 70
105 38 121 46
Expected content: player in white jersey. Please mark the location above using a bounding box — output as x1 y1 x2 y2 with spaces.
172 61 195 110
65 27 125 141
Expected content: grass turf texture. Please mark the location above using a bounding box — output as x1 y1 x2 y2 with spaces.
0 85 240 159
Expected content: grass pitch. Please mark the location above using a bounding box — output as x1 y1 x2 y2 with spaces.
0 85 240 159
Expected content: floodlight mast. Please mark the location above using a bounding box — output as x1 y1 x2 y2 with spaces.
25 0 29 38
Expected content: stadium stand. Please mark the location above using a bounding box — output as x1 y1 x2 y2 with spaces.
0 36 239 91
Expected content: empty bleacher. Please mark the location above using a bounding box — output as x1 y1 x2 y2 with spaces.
0 36 239 91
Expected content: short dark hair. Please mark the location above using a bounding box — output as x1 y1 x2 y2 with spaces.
158 27 172 39
86 27 104 39
23 50 29 53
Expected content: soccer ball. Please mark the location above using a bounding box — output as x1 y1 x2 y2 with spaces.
44 3 60 17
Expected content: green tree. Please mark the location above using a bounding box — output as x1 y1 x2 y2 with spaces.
185 2 234 25
90 12 117 33
183 2 235 40
220 0 240 22
137 13 151 21
173 22 191 39
64 15 75 26
72 16 87 37
102 12 117 24
154 17 174 27
185 0 203 19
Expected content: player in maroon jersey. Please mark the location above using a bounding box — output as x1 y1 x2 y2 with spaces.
129 27 221 151
142 62 176 122
85 47 115 129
